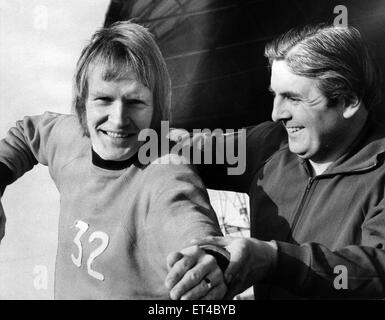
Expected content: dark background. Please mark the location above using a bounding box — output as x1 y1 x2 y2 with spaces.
103 0 385 130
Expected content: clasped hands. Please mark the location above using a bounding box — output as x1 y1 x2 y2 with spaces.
165 236 277 300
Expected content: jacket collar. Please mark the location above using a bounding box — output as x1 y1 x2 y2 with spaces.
300 115 385 176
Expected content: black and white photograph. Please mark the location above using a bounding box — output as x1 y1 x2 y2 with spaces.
1 0 385 306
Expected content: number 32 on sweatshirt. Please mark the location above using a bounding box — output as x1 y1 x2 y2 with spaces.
71 220 109 281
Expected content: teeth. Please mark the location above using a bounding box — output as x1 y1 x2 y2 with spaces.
105 131 131 138
287 127 303 133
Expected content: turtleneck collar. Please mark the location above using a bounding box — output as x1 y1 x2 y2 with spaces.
91 149 138 170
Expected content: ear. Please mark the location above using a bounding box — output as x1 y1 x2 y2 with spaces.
342 95 361 119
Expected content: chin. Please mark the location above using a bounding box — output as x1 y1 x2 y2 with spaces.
289 147 310 159
289 144 302 154
95 149 127 161
94 141 140 161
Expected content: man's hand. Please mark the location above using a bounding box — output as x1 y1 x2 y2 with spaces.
192 236 278 299
165 245 227 300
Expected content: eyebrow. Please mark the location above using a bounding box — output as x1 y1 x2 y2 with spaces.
90 91 111 97
90 91 144 100
268 86 303 98
123 94 146 102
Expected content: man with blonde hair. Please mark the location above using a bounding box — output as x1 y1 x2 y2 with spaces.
0 21 227 299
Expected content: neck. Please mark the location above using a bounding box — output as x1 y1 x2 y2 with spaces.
308 160 333 176
308 107 369 176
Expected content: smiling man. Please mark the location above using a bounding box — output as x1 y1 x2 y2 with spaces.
0 21 227 299
269 58 368 175
166 24 385 299
85 64 154 161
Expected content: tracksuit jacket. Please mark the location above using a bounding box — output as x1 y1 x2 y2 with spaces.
197 117 385 298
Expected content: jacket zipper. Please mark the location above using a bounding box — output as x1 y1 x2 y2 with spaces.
286 160 379 242
288 177 314 242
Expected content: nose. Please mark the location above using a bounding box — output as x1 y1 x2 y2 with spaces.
271 97 291 122
110 100 131 127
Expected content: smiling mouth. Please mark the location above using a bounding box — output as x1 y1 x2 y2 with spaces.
101 130 136 139
286 126 304 134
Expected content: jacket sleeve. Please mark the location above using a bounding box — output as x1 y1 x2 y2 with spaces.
170 122 287 193
0 112 62 184
271 199 385 298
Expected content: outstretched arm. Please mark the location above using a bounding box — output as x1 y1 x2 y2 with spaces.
169 122 286 193
0 112 66 185
140 155 230 299
0 112 68 243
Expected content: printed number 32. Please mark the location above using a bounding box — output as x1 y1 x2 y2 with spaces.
71 220 109 281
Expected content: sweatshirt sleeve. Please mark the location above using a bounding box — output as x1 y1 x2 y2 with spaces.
270 199 385 298
140 158 224 278
0 162 12 236
0 112 63 184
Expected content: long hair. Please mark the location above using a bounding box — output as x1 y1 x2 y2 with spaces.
73 21 171 135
